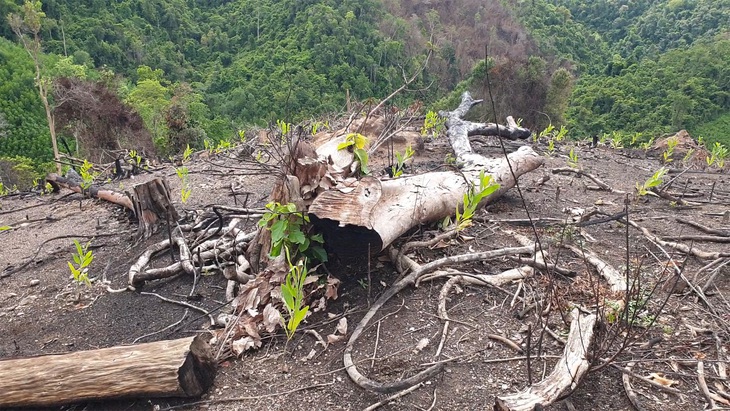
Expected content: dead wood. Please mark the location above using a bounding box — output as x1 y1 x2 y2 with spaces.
128 177 180 239
46 172 133 210
309 92 542 257
0 335 215 408
627 219 730 259
662 234 730 243
566 244 626 293
552 167 624 193
676 217 730 236
494 309 597 411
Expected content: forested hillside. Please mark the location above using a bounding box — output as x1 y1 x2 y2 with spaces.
0 0 728 177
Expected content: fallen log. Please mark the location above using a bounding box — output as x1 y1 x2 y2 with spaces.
46 172 133 210
0 335 216 408
495 308 597 411
309 92 543 257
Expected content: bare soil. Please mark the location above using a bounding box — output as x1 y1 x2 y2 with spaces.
1 135 728 411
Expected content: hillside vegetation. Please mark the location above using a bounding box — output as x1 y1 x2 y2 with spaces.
0 0 728 177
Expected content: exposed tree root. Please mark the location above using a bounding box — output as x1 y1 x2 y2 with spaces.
566 244 626 293
494 308 597 411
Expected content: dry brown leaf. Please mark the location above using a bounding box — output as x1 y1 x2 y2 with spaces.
231 336 261 355
325 277 341 300
262 303 282 333
336 317 348 335
413 337 429 353
327 334 344 344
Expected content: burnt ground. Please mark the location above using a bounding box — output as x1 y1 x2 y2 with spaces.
0 134 729 411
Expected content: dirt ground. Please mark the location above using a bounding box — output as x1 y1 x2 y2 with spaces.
1 131 728 411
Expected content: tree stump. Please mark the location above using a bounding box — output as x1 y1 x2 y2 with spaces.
128 177 180 239
0 335 216 408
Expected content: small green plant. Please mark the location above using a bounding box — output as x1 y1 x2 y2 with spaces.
203 138 213 153
337 133 369 175
554 125 568 142
237 129 247 142
390 146 415 178
629 132 641 147
280 247 310 341
455 171 500 230
546 138 556 156
639 137 655 151
129 149 143 167
567 147 579 169
636 167 668 196
79 160 99 191
311 120 329 135
663 136 678 164
697 135 706 147
421 110 445 138
176 145 193 203
681 148 695 165
215 139 232 154
68 239 93 285
0 182 10 196
258 202 327 262
538 123 555 140
707 142 728 168
609 132 624 149
444 153 457 165
277 119 291 136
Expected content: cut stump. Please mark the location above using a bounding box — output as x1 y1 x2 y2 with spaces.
0 335 216 408
127 177 180 239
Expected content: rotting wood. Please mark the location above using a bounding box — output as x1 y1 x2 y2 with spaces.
0 335 216 408
495 308 597 411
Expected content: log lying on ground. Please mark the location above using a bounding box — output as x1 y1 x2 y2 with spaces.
0 335 216 408
309 92 542 257
46 172 134 210
495 308 597 411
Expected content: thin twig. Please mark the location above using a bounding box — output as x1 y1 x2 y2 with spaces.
140 292 215 326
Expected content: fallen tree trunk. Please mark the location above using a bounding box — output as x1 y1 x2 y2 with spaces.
309 92 542 257
46 172 133 210
0 335 216 408
495 308 597 410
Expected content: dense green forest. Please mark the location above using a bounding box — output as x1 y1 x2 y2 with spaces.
0 0 728 180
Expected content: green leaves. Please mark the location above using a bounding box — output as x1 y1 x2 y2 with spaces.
455 172 500 231
258 202 327 263
636 167 668 196
68 239 93 286
280 248 311 341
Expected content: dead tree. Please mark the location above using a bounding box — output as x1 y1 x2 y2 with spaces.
309 92 542 256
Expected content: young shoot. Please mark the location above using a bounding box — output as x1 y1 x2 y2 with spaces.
567 147 579 169
281 247 310 341
79 160 99 191
663 136 678 164
636 167 668 197
455 171 500 230
68 239 93 285
258 202 327 262
337 133 369 175
176 144 193 203
421 110 445 138
391 145 415 178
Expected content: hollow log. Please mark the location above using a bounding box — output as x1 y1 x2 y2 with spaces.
127 177 180 239
494 309 597 411
46 172 133 210
0 335 216 408
309 92 542 257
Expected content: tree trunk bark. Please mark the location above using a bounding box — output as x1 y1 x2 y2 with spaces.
0 335 216 408
308 92 542 258
127 177 180 239
46 172 134 210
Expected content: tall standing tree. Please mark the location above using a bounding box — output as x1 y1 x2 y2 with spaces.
8 1 61 173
